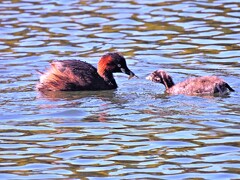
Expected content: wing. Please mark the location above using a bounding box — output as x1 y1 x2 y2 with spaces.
170 76 223 95
38 60 104 91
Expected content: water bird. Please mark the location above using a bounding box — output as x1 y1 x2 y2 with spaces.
37 52 136 91
146 70 234 96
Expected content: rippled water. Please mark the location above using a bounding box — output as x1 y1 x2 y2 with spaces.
0 0 240 179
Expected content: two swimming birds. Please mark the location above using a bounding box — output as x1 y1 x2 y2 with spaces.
37 52 234 96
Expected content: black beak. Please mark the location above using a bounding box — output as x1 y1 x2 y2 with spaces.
120 68 137 79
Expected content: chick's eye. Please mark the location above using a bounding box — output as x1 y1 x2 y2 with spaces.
155 77 161 81
117 64 121 68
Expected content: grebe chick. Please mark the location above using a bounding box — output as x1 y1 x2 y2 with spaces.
37 52 136 91
146 70 234 95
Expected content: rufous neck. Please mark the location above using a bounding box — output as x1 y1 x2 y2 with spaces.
98 70 117 88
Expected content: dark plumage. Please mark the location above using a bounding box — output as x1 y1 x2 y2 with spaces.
146 70 234 95
37 52 136 91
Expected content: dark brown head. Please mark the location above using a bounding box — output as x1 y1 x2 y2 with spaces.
97 52 136 79
146 70 175 89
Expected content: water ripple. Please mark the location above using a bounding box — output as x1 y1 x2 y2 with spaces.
0 0 239 179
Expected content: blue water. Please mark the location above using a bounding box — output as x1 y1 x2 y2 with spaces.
0 0 240 179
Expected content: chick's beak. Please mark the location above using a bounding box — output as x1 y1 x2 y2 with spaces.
120 68 137 79
146 74 152 81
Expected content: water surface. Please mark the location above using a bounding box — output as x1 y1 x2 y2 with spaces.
0 0 240 179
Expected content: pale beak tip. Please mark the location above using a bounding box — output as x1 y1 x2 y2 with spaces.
128 74 138 80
